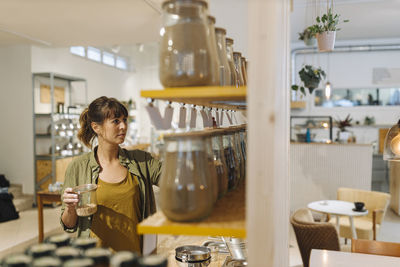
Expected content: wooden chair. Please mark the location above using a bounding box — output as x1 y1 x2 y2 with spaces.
329 187 390 240
351 238 400 257
291 208 340 267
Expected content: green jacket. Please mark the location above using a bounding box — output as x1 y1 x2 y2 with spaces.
60 147 162 237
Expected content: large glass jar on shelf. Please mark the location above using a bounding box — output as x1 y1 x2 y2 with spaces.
159 0 219 87
233 52 245 87
159 132 214 222
204 131 219 204
225 38 238 87
215 27 232 86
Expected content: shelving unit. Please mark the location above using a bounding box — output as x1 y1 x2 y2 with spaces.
138 182 245 238
138 86 247 238
140 86 246 110
32 72 88 198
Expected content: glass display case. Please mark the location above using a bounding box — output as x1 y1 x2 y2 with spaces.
290 116 333 143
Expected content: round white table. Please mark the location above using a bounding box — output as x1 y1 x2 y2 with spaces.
307 200 368 239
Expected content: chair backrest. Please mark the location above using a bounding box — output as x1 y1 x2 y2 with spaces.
351 238 400 257
290 208 340 267
337 187 391 224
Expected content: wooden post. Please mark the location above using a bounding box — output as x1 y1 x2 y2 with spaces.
247 0 290 266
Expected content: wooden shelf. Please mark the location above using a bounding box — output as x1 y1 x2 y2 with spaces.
140 86 246 110
290 101 307 109
137 182 246 238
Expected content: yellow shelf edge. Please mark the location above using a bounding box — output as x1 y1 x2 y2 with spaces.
137 224 246 238
140 86 247 99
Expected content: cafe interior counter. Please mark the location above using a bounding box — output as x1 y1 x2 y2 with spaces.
290 142 373 212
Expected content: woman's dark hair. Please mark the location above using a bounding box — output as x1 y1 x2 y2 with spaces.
78 96 128 148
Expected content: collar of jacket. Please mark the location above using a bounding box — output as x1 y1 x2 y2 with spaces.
88 146 142 182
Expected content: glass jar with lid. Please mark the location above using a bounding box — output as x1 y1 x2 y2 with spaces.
222 129 240 190
159 0 219 87
207 15 221 86
225 38 238 87
159 131 214 222
209 129 229 198
215 27 232 86
233 52 245 87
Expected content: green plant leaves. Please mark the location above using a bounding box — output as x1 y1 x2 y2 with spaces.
310 8 349 33
291 65 326 96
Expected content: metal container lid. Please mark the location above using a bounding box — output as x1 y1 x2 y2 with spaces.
162 0 208 9
175 245 211 262
215 27 227 34
72 184 97 194
207 15 216 24
226 37 234 44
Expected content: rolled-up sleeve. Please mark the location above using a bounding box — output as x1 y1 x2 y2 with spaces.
60 162 78 233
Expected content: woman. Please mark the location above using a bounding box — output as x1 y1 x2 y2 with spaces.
61 96 161 253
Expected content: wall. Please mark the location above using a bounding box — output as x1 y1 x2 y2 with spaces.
31 46 137 102
209 0 248 57
0 45 33 194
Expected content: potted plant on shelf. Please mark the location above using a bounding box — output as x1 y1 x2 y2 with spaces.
291 65 326 96
298 26 316 46
308 8 349 51
335 114 353 143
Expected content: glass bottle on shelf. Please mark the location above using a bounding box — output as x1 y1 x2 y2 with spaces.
233 127 246 181
215 27 232 86
226 38 238 87
159 0 219 87
241 56 248 85
222 129 240 190
204 131 219 203
233 52 245 87
159 132 214 222
210 129 229 198
207 15 221 86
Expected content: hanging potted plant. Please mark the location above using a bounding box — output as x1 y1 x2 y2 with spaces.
309 8 349 52
291 65 326 96
298 26 316 46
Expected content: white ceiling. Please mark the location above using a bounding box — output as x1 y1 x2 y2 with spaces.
0 0 399 47
0 0 164 47
291 0 400 42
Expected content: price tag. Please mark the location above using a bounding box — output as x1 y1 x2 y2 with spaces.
189 106 197 129
207 108 213 127
200 108 209 128
145 105 164 130
178 106 186 128
214 109 220 127
226 110 233 125
145 104 174 130
163 105 174 130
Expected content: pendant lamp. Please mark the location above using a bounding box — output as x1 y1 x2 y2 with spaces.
383 120 400 161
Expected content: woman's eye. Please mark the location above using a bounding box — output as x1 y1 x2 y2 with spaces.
113 119 119 124
123 118 127 123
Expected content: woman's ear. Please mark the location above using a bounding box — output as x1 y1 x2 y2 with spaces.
91 122 101 135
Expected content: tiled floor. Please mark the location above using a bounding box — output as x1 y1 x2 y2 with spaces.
1 205 400 266
0 206 70 258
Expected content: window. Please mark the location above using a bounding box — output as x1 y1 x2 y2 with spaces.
116 56 128 70
87 47 101 62
70 46 130 71
70 46 85 57
102 51 115 66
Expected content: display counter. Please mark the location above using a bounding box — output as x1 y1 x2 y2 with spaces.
290 142 373 212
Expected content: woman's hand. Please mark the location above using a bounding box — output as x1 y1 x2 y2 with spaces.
63 188 79 210
62 188 78 228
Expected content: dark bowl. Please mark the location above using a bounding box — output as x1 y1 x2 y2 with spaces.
354 202 365 211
